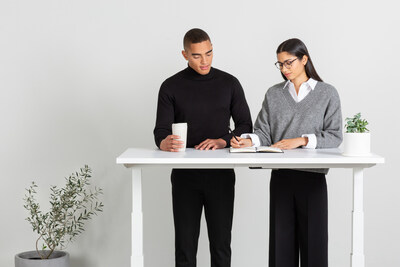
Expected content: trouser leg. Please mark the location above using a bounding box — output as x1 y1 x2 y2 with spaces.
269 170 299 267
171 169 204 267
203 169 235 267
294 171 328 267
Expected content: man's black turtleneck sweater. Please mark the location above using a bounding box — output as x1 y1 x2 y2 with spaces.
154 66 253 148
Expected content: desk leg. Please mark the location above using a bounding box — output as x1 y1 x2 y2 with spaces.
351 168 365 267
132 167 144 267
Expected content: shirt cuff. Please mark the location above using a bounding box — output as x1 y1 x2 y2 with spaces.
301 134 317 149
240 133 260 147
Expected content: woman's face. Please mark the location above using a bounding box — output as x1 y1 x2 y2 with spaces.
277 52 308 81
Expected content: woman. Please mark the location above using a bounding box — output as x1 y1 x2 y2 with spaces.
231 38 342 267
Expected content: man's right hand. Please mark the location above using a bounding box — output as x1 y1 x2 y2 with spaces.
230 137 252 148
160 135 184 152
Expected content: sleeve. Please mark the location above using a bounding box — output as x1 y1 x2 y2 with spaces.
302 134 317 149
241 133 260 147
315 87 343 148
153 83 175 148
220 77 253 147
253 92 273 146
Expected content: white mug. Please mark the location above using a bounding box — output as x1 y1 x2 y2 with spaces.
172 123 187 152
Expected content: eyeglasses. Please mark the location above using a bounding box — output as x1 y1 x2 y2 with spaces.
274 58 298 70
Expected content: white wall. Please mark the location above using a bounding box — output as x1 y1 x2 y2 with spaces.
1 0 399 266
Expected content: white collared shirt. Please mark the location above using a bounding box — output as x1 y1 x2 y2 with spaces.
285 77 318 103
242 78 318 149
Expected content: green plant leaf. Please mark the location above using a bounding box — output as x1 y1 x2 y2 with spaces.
344 113 369 133
23 165 104 257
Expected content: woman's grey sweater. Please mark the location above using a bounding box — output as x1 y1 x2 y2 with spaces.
254 81 343 174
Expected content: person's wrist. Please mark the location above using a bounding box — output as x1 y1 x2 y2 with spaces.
243 139 249 147
302 137 308 146
160 138 167 150
219 138 227 147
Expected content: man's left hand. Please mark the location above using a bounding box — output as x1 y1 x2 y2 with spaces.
271 137 308 150
195 138 227 150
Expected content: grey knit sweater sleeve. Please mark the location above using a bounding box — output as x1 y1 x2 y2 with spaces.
253 91 272 146
315 86 343 148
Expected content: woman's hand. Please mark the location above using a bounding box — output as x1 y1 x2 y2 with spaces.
230 137 252 148
272 137 308 150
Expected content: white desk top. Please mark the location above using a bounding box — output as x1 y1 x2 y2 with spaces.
116 148 384 169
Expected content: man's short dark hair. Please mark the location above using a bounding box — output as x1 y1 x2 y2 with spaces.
183 28 211 50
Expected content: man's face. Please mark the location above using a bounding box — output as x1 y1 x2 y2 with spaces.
182 40 213 75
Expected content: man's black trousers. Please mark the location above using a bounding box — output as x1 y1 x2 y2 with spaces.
171 169 235 267
269 169 328 267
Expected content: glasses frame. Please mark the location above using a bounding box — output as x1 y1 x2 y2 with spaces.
275 58 298 70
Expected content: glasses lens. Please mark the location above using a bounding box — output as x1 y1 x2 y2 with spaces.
275 62 281 69
284 58 297 69
284 62 290 69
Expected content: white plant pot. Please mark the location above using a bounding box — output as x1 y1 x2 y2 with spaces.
15 251 69 267
342 132 371 156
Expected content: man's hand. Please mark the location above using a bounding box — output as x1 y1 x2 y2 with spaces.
160 135 184 152
195 138 227 150
230 137 252 148
271 137 308 150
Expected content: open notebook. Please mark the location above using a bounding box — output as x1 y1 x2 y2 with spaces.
229 146 283 153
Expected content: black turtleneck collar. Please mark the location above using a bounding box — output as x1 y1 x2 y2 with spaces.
183 65 215 81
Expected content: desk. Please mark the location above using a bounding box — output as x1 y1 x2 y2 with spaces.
116 148 384 267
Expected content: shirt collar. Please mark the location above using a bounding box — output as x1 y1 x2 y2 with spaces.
283 78 318 90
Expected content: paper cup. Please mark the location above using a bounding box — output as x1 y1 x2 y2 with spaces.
172 123 187 152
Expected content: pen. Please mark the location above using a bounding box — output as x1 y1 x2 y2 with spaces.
228 127 239 142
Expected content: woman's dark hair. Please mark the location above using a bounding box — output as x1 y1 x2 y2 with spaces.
276 38 323 82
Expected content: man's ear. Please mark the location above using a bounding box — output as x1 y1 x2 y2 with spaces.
182 50 188 61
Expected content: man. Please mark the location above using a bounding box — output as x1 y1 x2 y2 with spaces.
154 28 252 267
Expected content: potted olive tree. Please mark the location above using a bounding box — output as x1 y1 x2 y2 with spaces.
15 165 104 267
343 113 370 156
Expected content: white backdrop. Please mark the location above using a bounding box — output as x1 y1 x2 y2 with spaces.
1 0 399 266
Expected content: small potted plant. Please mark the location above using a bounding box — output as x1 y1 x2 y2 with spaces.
343 112 370 156
15 165 104 267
